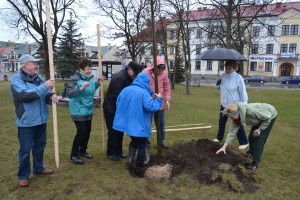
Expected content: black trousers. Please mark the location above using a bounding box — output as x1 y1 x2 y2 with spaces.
104 110 124 156
71 120 92 156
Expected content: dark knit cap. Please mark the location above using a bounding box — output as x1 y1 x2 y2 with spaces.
127 61 143 76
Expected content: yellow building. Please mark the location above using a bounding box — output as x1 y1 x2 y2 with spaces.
277 9 300 76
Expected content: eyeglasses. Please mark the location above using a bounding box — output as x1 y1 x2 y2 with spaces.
227 111 239 117
225 68 233 71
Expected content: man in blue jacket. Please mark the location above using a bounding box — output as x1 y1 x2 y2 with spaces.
113 72 162 177
11 54 56 187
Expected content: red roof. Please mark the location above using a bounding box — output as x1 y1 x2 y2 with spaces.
0 47 13 57
132 18 170 42
168 2 300 22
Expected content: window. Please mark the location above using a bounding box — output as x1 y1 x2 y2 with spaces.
186 29 192 40
252 26 260 36
266 44 274 54
206 61 212 70
290 25 298 35
207 27 214 39
265 62 272 72
218 61 224 71
267 25 275 36
289 44 297 53
169 60 174 70
196 29 202 38
170 46 176 55
250 62 257 71
170 30 178 40
195 44 201 54
282 25 289 35
251 44 259 54
280 44 288 53
195 60 201 70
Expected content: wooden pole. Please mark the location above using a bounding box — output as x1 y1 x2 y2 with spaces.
151 126 212 133
152 123 205 129
97 24 106 151
45 0 59 168
150 0 162 165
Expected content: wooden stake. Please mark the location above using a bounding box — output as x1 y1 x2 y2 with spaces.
45 0 59 168
152 123 204 129
97 24 106 151
151 126 211 133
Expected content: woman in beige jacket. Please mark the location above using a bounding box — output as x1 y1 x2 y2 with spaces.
216 102 277 170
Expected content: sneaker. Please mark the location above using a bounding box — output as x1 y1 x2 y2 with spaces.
19 179 29 187
239 144 249 150
212 139 220 142
161 142 169 149
242 152 253 158
245 161 259 170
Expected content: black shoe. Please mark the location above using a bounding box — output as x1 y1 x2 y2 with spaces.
79 152 93 159
135 167 143 177
70 156 84 164
245 161 259 170
107 155 120 161
118 153 127 159
127 145 137 165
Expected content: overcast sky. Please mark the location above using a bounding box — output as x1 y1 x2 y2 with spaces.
0 1 124 47
0 0 298 47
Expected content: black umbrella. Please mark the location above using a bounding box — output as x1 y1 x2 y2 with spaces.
196 48 247 61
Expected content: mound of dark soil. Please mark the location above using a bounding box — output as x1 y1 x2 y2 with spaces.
128 139 260 193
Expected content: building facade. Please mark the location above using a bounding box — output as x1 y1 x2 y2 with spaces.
164 2 300 79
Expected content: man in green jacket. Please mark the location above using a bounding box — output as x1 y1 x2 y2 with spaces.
216 102 277 170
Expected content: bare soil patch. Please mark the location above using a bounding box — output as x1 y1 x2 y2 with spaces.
128 139 260 193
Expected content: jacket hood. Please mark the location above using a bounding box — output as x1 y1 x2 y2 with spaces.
149 56 166 71
132 72 154 96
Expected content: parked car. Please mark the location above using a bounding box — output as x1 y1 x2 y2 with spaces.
244 75 267 83
281 76 300 84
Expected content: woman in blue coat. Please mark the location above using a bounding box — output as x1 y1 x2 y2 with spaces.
66 58 102 164
113 72 162 176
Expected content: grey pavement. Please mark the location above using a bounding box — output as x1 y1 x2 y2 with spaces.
190 77 300 90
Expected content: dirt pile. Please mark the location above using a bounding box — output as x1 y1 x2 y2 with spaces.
129 139 260 193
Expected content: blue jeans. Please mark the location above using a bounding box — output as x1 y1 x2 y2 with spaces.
154 110 166 140
17 123 47 179
147 110 166 147
216 105 248 145
129 137 147 160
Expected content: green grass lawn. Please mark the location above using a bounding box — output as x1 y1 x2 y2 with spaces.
1 80 300 199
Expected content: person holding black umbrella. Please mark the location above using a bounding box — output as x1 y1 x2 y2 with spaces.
213 60 249 150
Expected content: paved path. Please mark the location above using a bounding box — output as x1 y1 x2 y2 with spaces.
191 79 300 90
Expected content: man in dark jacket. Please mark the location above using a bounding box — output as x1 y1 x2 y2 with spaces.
103 61 143 161
10 54 56 187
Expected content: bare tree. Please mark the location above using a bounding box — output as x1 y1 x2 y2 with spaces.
94 0 151 61
195 0 280 75
2 0 78 79
162 0 196 95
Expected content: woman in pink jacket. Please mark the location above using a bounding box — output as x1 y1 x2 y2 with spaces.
142 56 171 149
